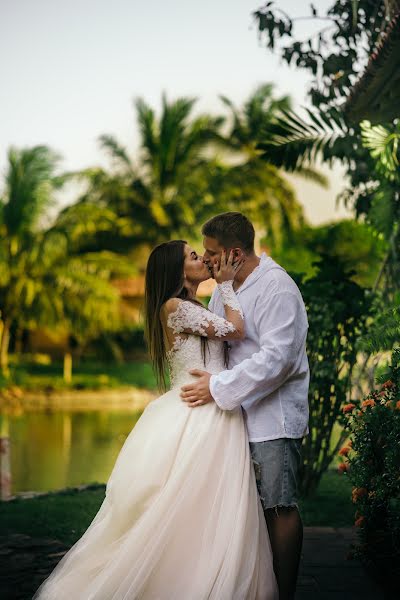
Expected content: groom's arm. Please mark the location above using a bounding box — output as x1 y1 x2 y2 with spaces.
209 291 308 411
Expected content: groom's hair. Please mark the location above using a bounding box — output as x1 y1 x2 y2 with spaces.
202 212 255 253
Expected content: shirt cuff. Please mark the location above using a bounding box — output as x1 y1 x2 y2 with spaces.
210 374 236 411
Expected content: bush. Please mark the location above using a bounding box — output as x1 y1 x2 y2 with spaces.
291 254 371 496
338 347 400 592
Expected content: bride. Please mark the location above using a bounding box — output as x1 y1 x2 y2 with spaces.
34 240 278 600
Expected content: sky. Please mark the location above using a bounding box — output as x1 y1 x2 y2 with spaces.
0 0 352 225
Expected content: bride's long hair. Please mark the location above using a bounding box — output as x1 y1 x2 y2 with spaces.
144 240 209 390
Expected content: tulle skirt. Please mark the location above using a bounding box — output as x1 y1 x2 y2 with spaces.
34 388 278 599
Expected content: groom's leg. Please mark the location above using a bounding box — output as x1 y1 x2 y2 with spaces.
249 438 303 600
264 505 303 600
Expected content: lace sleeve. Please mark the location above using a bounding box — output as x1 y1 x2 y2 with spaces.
166 300 238 339
217 281 243 317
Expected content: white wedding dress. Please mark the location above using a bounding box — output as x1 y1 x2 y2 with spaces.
34 294 278 600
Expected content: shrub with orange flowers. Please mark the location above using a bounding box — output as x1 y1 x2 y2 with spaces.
339 348 400 589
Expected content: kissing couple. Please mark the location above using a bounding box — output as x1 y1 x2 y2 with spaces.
35 212 310 600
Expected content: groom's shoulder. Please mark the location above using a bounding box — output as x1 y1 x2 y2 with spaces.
259 259 303 297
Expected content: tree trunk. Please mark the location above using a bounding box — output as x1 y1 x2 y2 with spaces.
0 318 11 377
63 352 72 383
0 416 11 500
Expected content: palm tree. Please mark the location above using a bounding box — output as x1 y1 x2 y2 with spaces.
82 88 327 251
257 109 400 287
0 146 132 376
84 94 224 245
216 84 328 247
0 145 61 373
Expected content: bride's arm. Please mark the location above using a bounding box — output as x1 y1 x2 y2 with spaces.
163 282 244 341
162 249 245 341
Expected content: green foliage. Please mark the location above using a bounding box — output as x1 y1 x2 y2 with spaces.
258 107 351 172
0 358 157 391
253 1 398 224
84 94 225 244
357 293 400 354
82 86 327 251
271 219 386 287
293 254 371 495
253 1 400 304
253 1 392 111
361 121 400 177
215 84 327 248
339 348 400 590
2 146 62 236
298 469 354 526
0 146 134 374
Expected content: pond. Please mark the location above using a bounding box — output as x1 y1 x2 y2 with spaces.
1 409 144 494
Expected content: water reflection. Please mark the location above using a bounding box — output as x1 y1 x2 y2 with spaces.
6 410 143 493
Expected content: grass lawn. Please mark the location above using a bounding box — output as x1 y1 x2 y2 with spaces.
5 358 158 391
298 469 354 527
0 470 354 546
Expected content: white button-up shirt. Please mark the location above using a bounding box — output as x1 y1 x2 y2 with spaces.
209 254 310 442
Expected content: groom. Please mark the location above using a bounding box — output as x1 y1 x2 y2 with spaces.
180 212 309 600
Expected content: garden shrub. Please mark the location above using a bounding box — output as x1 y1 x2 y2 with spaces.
338 347 400 591
291 254 370 496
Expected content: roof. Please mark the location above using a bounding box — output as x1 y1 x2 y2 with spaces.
345 9 400 123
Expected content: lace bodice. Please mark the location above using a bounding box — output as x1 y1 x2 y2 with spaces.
164 281 243 389
166 335 226 389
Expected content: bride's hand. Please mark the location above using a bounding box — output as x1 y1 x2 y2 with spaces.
213 250 245 283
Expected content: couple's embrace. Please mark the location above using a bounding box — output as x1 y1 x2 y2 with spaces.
35 212 310 600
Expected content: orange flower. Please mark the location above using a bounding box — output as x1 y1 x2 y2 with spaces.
338 462 349 473
339 446 351 457
347 439 353 447
361 399 376 409
355 516 365 527
396 400 400 411
382 380 394 390
352 487 368 503
343 403 356 414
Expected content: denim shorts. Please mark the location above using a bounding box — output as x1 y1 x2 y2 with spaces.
249 437 303 512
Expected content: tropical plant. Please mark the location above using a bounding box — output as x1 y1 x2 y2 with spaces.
80 94 224 246
0 146 132 377
292 254 371 495
252 2 400 282
253 1 395 112
269 219 386 287
216 84 328 248
338 348 400 592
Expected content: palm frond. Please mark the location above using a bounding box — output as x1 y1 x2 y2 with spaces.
257 108 350 171
290 165 329 188
3 145 63 235
358 304 400 353
360 120 400 174
99 135 133 170
135 97 158 160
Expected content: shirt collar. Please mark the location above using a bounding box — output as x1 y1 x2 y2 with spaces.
236 252 285 294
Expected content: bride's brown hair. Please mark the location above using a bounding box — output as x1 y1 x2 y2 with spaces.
144 240 209 391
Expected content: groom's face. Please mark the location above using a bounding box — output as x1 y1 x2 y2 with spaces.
202 236 227 276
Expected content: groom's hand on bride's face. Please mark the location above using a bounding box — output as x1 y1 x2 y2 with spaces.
180 370 214 407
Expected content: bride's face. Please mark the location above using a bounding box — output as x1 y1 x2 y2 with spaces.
183 244 210 284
